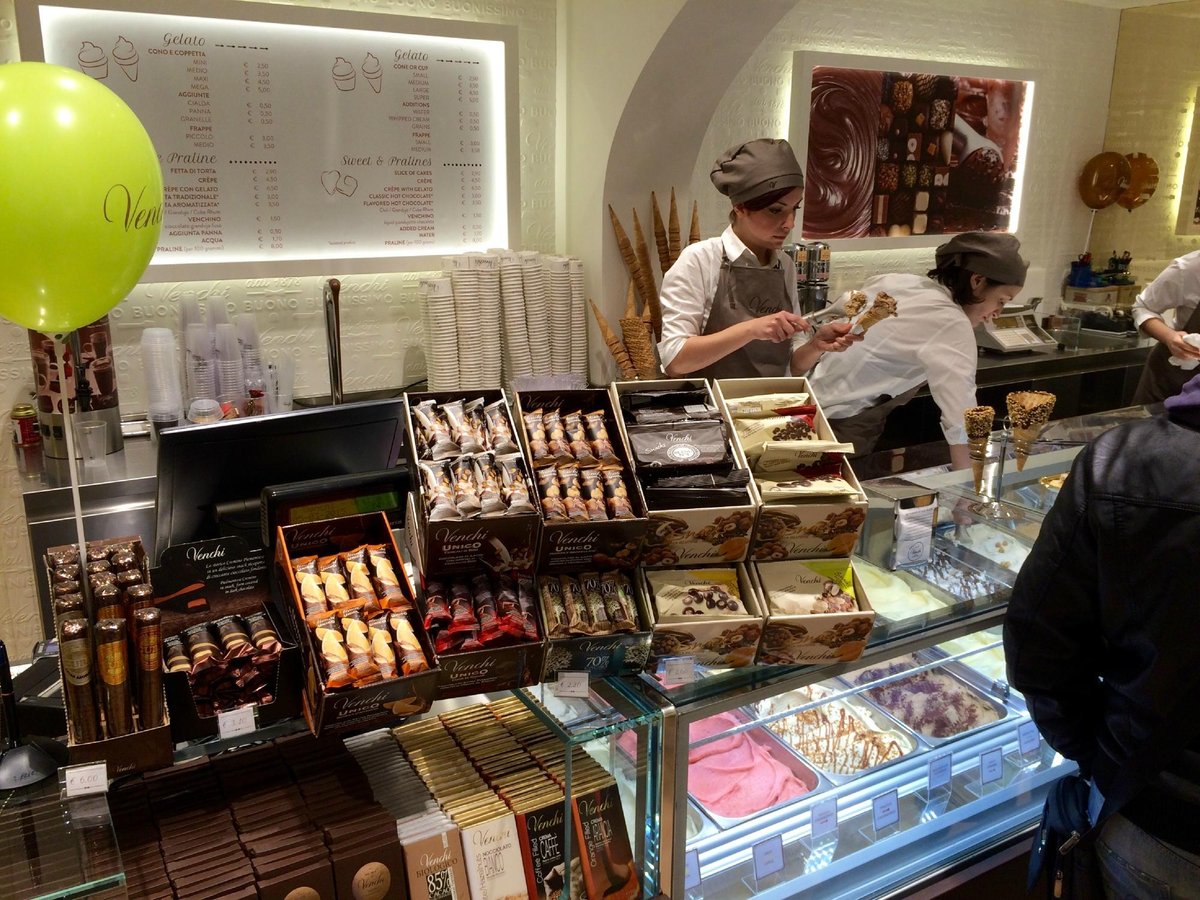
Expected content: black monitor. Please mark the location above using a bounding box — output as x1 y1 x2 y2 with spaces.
153 399 406 563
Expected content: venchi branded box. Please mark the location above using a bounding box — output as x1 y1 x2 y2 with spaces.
513 388 650 572
537 570 653 680
751 558 876 665
713 377 869 561
403 389 541 577
275 513 439 734
640 563 765 670
610 378 759 568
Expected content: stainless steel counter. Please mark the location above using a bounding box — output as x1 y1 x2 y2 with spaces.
971 332 1152 388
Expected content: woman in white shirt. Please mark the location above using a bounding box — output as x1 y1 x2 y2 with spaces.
809 232 1028 469
657 138 859 379
1131 249 1200 404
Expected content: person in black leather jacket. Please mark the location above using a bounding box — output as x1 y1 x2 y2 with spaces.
1005 375 1200 897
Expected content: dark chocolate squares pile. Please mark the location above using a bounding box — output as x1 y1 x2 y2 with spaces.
523 406 637 521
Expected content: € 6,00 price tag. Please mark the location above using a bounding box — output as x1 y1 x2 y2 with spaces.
553 671 590 699
218 705 257 740
63 763 108 798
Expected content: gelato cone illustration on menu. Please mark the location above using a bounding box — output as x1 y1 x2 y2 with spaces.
332 57 356 91
964 406 995 493
1006 391 1056 471
853 292 899 334
362 53 382 93
78 41 108 79
113 36 138 82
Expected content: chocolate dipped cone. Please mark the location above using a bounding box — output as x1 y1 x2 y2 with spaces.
964 406 995 493
1006 391 1055 471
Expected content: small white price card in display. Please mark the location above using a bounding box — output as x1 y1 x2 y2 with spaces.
218 705 257 740
980 747 1004 785
664 657 696 685
684 848 702 890
1018 722 1041 755
872 790 900 832
553 671 590 699
752 834 785 880
812 797 838 839
63 762 108 798
927 752 952 792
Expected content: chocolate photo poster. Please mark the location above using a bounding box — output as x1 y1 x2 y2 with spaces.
801 62 1029 240
572 783 638 900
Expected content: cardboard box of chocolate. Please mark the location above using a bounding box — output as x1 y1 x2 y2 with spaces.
751 559 876 665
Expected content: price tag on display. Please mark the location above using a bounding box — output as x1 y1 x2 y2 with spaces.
664 657 696 685
752 834 785 880
980 747 1004 785
218 705 257 740
63 763 108 798
553 671 590 699
811 797 838 839
872 790 900 832
927 752 952 792
684 848 702 890
1018 722 1041 755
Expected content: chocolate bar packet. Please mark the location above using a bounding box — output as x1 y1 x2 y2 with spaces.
318 555 353 609
583 411 619 463
557 463 590 522
523 409 552 465
451 456 483 518
562 411 598 466
599 466 636 520
423 579 453 632
559 575 591 635
340 606 381 684
366 544 412 611
463 398 492 452
244 612 282 653
419 460 460 522
495 575 530 641
601 572 637 632
517 576 540 641
214 615 253 656
579 572 612 635
484 399 518 454
542 409 574 464
535 466 568 522
183 622 220 668
310 612 354 690
342 545 383 615
412 399 460 460
540 578 571 638
577 467 609 522
442 399 485 454
497 454 536 515
472 574 503 645
448 581 480 635
473 453 508 517
390 612 430 674
366 613 398 680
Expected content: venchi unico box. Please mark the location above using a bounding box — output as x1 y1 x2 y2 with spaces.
610 378 759 567
275 513 439 734
713 377 869 561
404 389 541 576
513 388 649 572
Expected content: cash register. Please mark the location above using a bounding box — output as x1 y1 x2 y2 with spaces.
974 301 1058 353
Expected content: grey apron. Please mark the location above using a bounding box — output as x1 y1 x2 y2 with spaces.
1133 302 1200 404
826 385 922 458
694 255 793 381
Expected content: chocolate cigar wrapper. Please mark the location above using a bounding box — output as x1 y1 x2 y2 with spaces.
96 618 134 737
133 607 164 730
59 618 101 744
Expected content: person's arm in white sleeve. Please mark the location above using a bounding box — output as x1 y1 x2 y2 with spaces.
917 325 978 469
1133 262 1200 359
656 245 712 374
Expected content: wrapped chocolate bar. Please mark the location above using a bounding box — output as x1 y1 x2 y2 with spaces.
577 467 609 522
540 577 571 638
483 399 518 454
51 563 81 583
366 612 399 680
495 575 530 641
292 556 329 617
451 456 483 518
390 612 430 674
442 399 485 454
46 546 79 568
183 622 220 667
214 615 253 656
600 466 636 520
724 392 810 417
423 580 453 632
601 572 637 633
535 466 568 522
412 399 460 460
244 612 282 653
517 576 540 642
448 581 482 639
472 574 503 645
419 460 460 522
163 636 191 674
542 409 574 464
318 555 353 609
342 546 384 615
523 409 552 465
464 398 492 451
60 619 101 744
310 611 354 689
366 544 412 611
340 606 381 684
583 411 619 463
497 454 535 515
560 575 591 635
562 411 599 465
472 453 508 517
557 464 591 522
94 584 122 622
579 572 613 635
96 618 133 737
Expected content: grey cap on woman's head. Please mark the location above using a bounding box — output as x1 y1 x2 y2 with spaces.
935 231 1029 286
710 138 805 205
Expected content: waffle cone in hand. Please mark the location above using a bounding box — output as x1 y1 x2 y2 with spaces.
854 292 898 333
1006 391 1056 471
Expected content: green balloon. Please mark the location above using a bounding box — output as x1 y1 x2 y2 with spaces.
0 62 162 334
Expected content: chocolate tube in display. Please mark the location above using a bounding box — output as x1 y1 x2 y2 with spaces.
52 594 86 632
95 619 133 737
133 608 163 730
59 619 101 744
94 584 122 622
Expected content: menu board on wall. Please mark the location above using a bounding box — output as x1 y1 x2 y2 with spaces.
16 0 519 280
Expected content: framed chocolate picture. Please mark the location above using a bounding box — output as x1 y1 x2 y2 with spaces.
789 52 1034 247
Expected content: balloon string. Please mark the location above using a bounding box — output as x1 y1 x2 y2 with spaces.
56 335 88 555
1083 209 1096 256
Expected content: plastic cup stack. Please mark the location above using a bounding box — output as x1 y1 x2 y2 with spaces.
421 276 458 391
184 322 216 407
267 352 295 413
214 323 245 412
207 300 231 359
236 315 266 415
568 257 587 379
140 328 183 432
520 251 551 377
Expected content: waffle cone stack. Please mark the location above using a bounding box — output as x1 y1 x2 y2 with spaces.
964 406 995 493
1006 391 1056 471
621 316 659 379
854 292 898 334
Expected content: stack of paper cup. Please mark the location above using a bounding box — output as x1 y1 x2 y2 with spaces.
496 251 531 383
140 328 183 430
421 276 458 391
521 251 551 377
568 258 587 379
214 323 245 411
447 255 481 389
471 253 503 387
545 256 573 376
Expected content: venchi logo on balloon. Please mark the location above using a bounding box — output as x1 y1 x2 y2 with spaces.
103 184 163 231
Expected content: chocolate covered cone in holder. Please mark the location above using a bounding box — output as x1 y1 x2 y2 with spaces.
1005 391 1056 471
964 406 995 493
